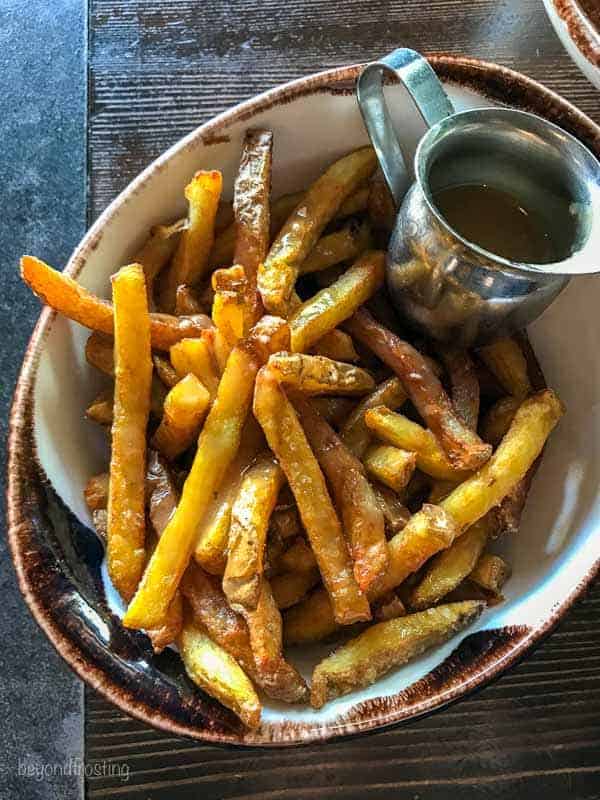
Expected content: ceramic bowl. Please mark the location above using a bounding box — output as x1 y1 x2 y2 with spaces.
543 0 600 89
7 55 600 745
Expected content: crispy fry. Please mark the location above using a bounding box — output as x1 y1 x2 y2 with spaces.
371 482 410 535
174 285 205 316
150 373 210 460
310 396 355 427
253 366 370 625
92 509 108 542
311 328 359 363
292 394 388 593
284 588 340 644
310 601 484 708
258 147 377 315
223 455 284 609
363 444 417 494
146 589 183 654
428 479 458 505
271 568 321 610
133 219 184 302
178 620 261 729
267 352 374 396
146 451 178 536
152 353 179 388
170 337 220 399
21 256 213 350
478 336 531 400
346 309 492 470
300 220 371 275
469 553 512 594
239 578 309 703
290 251 385 352
84 473 109 512
160 171 222 311
211 264 247 346
365 407 470 482
340 377 407 458
437 345 480 430
373 593 406 621
107 265 152 601
200 326 230 375
480 396 521 446
123 316 290 629
278 537 318 573
85 332 114 376
409 516 492 610
493 469 534 536
85 391 113 426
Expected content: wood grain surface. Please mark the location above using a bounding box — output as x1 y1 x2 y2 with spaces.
86 1 600 797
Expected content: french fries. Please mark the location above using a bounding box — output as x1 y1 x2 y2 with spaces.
211 264 247 346
363 444 416 494
223 455 284 609
258 147 377 315
133 219 184 302
480 396 520 446
300 220 371 275
289 251 385 352
371 483 410 534
267 352 374 396
170 337 220 399
85 332 114 376
470 553 512 594
478 336 531 400
437 345 480 430
21 256 213 350
284 588 340 645
311 328 359 363
123 316 289 630
278 537 318 573
310 601 484 708
365 407 470 481
106 265 152 601
253 366 370 625
85 391 113 426
174 284 204 316
84 473 109 512
150 373 210 460
341 377 407 458
179 620 261 729
160 170 223 311
292 394 388 593
152 353 179 388
271 568 321 610
409 515 493 610
346 309 492 471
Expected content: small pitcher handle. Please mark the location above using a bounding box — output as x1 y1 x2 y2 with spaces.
357 48 455 207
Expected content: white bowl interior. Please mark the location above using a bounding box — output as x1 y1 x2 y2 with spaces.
32 79 600 727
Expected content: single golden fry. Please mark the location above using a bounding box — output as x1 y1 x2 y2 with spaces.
223 454 285 609
310 601 484 708
363 444 417 494
258 147 377 315
84 473 109 512
150 373 211 460
409 515 492 610
346 309 492 470
107 265 152 601
284 587 339 644
267 352 374 396
178 620 261 729
271 568 321 610
469 553 512 594
480 396 521 446
170 337 220 399
200 326 230 375
211 264 247 346
478 336 531 400
152 353 179 388
133 219 184 302
160 170 223 311
341 377 407 458
85 332 114 376
239 578 309 703
278 537 317 573
292 394 388 593
21 256 213 351
365 407 470 482
85 391 113 426
290 251 385 353
300 220 371 275
253 366 370 625
123 316 290 630
312 329 359 363
437 345 480 430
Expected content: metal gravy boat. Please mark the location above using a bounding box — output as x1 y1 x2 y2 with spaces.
358 48 600 345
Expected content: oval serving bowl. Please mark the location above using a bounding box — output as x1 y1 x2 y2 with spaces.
543 0 600 89
7 55 600 746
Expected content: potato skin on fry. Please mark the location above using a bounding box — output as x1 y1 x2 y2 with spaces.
346 308 491 471
310 601 484 708
253 366 370 625
267 352 374 396
107 265 152 601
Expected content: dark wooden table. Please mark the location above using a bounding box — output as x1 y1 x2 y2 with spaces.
25 0 600 797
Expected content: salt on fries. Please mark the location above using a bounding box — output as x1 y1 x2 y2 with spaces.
26 128 564 729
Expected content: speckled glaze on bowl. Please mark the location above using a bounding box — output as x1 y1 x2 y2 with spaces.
543 0 600 88
7 55 600 745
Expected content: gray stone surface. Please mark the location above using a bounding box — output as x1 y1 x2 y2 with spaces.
0 2 86 799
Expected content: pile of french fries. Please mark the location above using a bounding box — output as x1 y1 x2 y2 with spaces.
21 129 564 729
